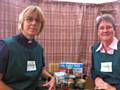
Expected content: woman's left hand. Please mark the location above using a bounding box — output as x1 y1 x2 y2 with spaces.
99 81 116 90
42 77 55 90
95 77 116 90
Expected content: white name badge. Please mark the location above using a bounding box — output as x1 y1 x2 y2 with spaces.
100 62 112 72
27 61 36 71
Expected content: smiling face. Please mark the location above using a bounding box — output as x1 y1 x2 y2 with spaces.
22 11 41 39
18 6 45 40
97 20 115 42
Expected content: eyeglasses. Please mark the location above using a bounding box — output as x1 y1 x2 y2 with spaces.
24 16 40 23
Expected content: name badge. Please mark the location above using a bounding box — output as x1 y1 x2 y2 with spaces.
27 61 36 71
100 62 112 72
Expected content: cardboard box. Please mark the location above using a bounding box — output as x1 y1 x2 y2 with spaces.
59 63 83 74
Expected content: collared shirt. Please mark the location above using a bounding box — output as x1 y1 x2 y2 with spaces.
15 33 37 49
96 37 118 54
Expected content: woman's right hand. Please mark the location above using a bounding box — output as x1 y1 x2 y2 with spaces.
0 74 13 90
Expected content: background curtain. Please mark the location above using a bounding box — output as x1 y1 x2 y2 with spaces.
0 0 119 74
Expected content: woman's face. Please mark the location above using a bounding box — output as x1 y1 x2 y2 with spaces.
22 11 41 39
97 20 115 42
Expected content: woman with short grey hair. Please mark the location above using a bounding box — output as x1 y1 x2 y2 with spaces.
91 14 120 90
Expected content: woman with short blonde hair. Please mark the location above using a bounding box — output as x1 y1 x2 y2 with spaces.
0 5 55 90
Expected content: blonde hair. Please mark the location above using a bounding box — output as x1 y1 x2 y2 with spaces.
18 5 45 34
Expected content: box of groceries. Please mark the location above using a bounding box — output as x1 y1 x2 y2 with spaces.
59 62 83 74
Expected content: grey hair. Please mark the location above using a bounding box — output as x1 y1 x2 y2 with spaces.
96 14 116 30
